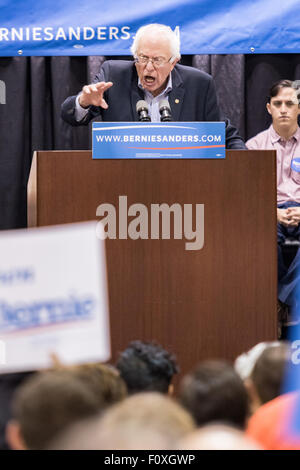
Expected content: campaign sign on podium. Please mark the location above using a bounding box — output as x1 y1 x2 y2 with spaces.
92 122 225 159
0 222 110 373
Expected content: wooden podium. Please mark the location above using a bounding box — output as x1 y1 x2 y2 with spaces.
28 150 277 381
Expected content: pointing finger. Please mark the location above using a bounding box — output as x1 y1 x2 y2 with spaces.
82 85 91 95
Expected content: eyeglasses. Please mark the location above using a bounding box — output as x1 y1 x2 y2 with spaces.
135 55 173 67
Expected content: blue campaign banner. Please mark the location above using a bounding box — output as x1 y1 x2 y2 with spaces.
92 122 225 159
1 0 300 56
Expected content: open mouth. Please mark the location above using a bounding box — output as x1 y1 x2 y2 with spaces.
144 75 155 85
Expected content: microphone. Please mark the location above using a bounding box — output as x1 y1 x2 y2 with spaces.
159 99 172 122
136 100 151 122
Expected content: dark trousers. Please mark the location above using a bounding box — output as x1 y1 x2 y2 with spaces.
278 202 300 308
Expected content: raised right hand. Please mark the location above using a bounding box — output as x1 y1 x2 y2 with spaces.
78 81 113 109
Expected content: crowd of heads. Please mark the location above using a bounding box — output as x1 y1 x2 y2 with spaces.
2 338 295 450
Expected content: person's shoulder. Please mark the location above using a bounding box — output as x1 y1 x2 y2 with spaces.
247 392 299 434
255 392 297 418
98 60 135 82
175 64 213 83
102 60 134 71
246 392 300 450
246 128 271 149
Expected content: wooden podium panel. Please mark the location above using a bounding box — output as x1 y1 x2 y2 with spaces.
28 150 277 382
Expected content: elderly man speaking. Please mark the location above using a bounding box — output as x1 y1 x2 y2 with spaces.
61 23 245 149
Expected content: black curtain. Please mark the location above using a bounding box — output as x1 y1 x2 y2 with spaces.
0 53 300 230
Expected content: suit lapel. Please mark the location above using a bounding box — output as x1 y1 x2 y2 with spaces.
131 66 144 121
168 66 185 122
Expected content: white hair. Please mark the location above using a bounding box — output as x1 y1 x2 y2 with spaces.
131 24 181 62
234 341 282 381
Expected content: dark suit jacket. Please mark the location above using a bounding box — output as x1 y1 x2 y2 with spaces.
61 60 246 149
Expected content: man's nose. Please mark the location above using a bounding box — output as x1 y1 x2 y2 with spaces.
145 59 155 71
280 104 288 113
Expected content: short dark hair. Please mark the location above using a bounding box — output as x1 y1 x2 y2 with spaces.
116 340 179 394
180 360 249 429
250 343 289 404
267 79 293 103
12 370 101 449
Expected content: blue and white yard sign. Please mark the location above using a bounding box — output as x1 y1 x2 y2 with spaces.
0 222 110 373
92 122 225 159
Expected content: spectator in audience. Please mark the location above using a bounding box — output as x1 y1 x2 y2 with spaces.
235 341 290 414
0 372 34 449
246 391 300 450
179 423 262 450
5 368 115 449
47 392 195 450
56 362 127 407
179 360 249 429
116 340 178 394
246 79 300 333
